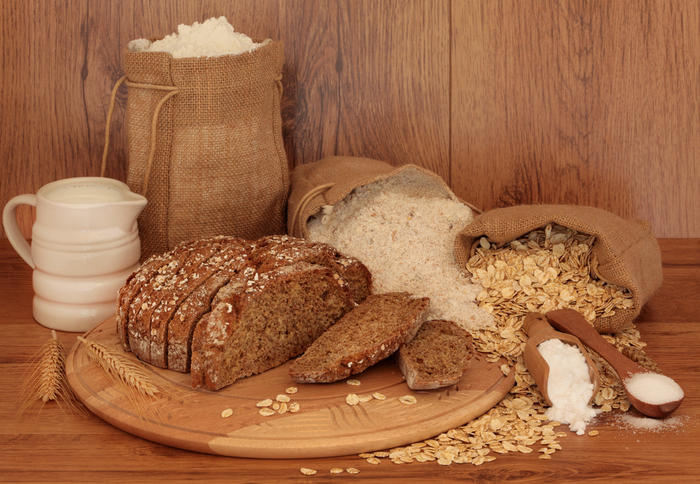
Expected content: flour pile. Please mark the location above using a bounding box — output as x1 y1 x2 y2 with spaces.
128 17 262 58
307 170 493 332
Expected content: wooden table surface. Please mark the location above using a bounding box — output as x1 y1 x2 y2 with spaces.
1 238 698 483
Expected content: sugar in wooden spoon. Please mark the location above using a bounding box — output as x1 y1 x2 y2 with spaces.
546 308 684 419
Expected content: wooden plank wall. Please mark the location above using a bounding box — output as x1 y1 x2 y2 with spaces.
1 1 698 240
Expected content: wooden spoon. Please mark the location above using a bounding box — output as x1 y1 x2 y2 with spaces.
522 312 601 407
545 308 684 419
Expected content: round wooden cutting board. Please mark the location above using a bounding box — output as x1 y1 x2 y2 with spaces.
66 316 515 459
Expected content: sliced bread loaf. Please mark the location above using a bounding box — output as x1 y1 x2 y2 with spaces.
190 262 356 390
288 292 430 383
395 319 475 390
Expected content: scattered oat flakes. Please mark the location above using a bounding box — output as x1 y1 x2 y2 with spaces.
346 379 361 386
367 457 381 465
399 395 417 405
256 398 273 407
276 394 291 403
330 468 344 474
346 394 360 406
300 468 316 475
372 392 386 400
289 402 300 413
588 430 599 436
221 408 233 418
285 386 298 394
278 402 288 414
346 468 360 474
259 407 275 417
358 394 373 403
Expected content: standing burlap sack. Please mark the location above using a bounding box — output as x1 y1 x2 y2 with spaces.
102 39 289 261
287 156 479 238
453 205 663 333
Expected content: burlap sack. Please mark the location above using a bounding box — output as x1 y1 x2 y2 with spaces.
453 205 663 333
287 156 479 238
102 39 289 261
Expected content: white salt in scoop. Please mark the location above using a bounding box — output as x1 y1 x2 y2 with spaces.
523 313 602 435
547 308 684 418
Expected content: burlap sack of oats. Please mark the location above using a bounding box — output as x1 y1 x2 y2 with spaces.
287 156 480 238
453 205 663 333
102 39 288 261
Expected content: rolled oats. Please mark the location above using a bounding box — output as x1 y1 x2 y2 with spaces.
220 408 233 418
358 226 662 470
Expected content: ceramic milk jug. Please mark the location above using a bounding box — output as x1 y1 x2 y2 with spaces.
3 177 147 332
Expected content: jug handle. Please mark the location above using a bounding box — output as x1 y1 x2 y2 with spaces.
2 194 36 268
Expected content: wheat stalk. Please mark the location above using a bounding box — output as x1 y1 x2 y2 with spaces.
77 336 159 397
18 330 86 417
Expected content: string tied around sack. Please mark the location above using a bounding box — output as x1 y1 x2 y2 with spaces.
100 75 179 196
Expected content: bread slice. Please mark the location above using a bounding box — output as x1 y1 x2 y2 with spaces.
288 292 430 383
395 319 475 390
166 240 252 372
148 237 248 368
190 262 356 390
125 239 214 358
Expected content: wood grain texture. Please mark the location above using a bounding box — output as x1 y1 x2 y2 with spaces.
452 0 700 236
1 0 698 244
2 238 699 483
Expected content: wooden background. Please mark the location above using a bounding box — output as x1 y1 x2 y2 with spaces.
1 0 698 240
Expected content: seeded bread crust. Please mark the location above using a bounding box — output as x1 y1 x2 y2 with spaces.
127 238 227 363
288 292 430 384
395 320 475 390
249 235 372 304
116 252 169 351
148 237 245 368
190 262 356 390
125 239 212 358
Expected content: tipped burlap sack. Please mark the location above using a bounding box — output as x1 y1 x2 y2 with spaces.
102 39 289 261
287 156 480 238
453 205 663 333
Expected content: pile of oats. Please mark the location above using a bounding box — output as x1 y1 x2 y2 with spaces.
368 224 661 466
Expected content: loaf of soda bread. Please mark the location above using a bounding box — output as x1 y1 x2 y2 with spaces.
116 235 372 389
394 319 475 390
288 292 430 383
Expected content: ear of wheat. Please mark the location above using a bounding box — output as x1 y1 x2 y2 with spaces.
76 336 184 425
18 330 87 418
77 336 159 397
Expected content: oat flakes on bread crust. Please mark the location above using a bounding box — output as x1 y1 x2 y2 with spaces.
249 235 372 304
395 319 475 390
288 292 430 384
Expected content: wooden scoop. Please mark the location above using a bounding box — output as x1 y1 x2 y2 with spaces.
522 312 601 407
546 308 684 419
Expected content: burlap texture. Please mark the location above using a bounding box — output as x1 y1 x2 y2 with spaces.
454 205 663 333
287 156 466 238
124 40 289 260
